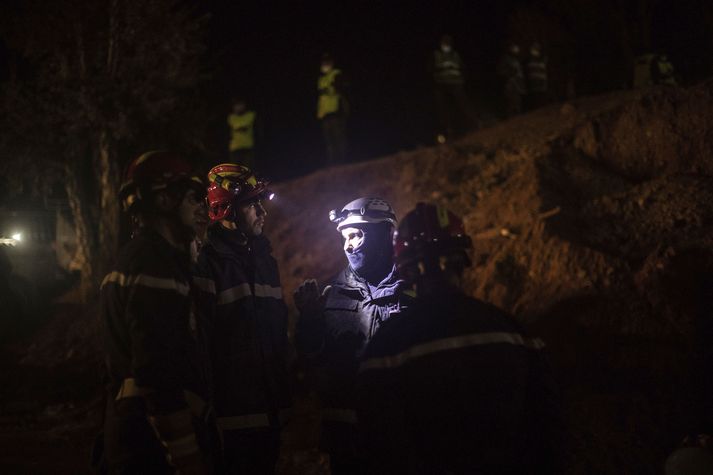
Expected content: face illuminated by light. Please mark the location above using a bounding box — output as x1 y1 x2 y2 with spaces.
341 226 365 255
235 199 267 237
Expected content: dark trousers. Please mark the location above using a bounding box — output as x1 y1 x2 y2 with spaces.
321 114 347 166
504 86 523 117
222 429 280 475
103 398 174 475
434 83 476 139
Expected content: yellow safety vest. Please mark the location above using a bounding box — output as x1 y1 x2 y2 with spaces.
317 69 342 119
228 111 256 151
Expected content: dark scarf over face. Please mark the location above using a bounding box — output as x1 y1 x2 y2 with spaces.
346 223 394 285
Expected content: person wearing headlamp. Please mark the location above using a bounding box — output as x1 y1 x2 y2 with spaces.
295 197 413 474
193 163 289 474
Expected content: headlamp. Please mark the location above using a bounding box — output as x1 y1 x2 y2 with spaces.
329 208 344 223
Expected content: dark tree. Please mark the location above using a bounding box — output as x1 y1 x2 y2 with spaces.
0 0 210 299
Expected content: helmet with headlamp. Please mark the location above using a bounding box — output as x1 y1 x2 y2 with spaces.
206 163 274 222
329 197 397 231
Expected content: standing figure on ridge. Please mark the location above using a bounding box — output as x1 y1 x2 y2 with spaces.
227 98 257 170
317 53 349 166
526 42 549 110
498 43 526 117
432 34 476 143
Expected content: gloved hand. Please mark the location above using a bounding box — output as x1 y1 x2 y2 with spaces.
294 279 330 318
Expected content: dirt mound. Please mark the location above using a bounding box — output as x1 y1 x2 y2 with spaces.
267 81 713 473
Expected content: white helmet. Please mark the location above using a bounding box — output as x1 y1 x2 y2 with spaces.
329 197 397 231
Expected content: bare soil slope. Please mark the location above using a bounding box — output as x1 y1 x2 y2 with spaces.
268 81 713 473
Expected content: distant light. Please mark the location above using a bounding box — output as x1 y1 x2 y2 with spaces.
11 233 21 242
268 192 275 201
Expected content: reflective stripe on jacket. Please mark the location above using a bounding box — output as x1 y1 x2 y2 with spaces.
228 111 256 151
194 225 291 433
317 68 342 119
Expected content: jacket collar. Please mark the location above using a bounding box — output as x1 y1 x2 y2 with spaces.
335 264 404 301
205 224 271 257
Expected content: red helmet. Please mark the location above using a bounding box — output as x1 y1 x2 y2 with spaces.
119 150 203 213
393 202 472 271
206 163 273 222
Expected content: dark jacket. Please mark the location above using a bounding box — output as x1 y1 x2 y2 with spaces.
193 225 291 434
297 265 411 458
100 229 209 469
357 291 564 475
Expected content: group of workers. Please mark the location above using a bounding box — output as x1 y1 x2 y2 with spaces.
98 150 564 474
227 35 553 169
226 53 348 170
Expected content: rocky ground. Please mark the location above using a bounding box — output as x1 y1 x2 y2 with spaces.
3 80 713 473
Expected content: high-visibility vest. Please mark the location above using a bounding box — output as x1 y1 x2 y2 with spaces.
228 111 256 151
657 59 676 85
433 49 464 85
527 58 548 92
317 68 342 119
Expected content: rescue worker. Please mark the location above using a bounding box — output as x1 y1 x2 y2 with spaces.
526 42 548 110
652 53 677 86
100 150 214 474
317 53 348 166
497 43 526 117
295 197 412 474
432 34 475 143
193 163 290 474
227 99 257 170
357 203 564 474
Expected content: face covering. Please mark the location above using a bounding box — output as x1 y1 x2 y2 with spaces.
345 223 393 283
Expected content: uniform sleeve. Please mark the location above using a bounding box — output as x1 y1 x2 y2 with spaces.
104 261 204 469
192 253 218 336
120 270 191 411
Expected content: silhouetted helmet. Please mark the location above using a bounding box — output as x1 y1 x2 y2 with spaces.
206 163 273 222
119 150 204 214
329 197 397 231
393 202 472 274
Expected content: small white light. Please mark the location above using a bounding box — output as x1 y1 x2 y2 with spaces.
268 192 275 201
11 233 21 242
